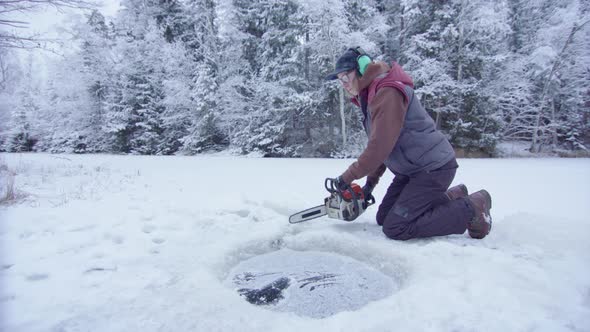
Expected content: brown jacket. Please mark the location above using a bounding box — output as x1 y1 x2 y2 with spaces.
341 62 408 186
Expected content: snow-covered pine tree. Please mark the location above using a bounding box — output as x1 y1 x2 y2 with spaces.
38 54 97 153
556 17 590 151
119 27 166 154
401 0 508 155
177 0 228 154
107 0 178 154
528 0 590 152
492 0 538 145
4 0 588 156
501 0 590 153
295 0 347 156
58 10 119 153
157 40 194 154
229 0 309 156
401 1 462 139
373 0 403 61
0 49 21 151
5 56 41 152
443 0 509 154
296 0 380 156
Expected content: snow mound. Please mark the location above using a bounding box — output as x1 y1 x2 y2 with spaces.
224 248 398 318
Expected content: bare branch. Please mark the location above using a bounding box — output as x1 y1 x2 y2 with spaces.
0 0 96 9
0 19 28 28
0 52 7 91
0 0 97 50
530 19 589 152
0 5 40 14
0 32 62 51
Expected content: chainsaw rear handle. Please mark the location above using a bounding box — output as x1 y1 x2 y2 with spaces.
364 193 376 206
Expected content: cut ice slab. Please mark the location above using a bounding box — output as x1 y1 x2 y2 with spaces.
224 249 398 318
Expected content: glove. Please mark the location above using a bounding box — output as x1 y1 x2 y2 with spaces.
362 180 376 201
334 176 349 192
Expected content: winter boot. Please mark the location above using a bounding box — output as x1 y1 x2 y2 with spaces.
446 184 468 200
467 190 492 239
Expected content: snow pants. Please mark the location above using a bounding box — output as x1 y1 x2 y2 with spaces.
376 159 473 240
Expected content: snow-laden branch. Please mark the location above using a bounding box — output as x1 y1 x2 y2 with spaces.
531 19 590 152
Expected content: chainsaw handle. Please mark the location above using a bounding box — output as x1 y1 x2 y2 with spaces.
325 177 335 193
325 177 353 197
325 177 345 194
325 177 363 221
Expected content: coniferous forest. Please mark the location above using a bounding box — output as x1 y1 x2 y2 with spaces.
1 0 589 157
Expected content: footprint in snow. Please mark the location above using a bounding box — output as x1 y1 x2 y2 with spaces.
142 225 156 234
19 230 34 239
104 233 124 245
231 210 250 218
0 294 16 302
111 235 124 245
26 273 49 281
152 238 165 244
141 214 154 221
84 267 117 274
67 224 97 232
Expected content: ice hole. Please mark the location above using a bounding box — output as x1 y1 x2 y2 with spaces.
225 248 399 318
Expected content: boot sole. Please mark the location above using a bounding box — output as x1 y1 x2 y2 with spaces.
480 190 492 210
481 190 492 234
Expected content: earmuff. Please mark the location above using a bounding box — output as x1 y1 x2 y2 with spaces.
351 47 371 76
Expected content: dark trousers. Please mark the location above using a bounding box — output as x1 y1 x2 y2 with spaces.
376 159 473 240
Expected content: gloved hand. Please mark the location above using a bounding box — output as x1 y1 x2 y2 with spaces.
362 180 376 202
334 176 349 192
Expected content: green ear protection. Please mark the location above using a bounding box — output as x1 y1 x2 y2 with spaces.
352 47 371 76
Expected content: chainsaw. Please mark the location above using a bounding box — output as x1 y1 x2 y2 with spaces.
289 178 375 223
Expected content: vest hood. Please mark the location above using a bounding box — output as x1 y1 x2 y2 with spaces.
352 61 415 106
357 61 414 91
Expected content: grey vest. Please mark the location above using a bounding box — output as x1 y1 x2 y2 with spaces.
363 85 455 176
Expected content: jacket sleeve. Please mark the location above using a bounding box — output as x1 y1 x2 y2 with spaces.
367 164 387 187
341 87 407 184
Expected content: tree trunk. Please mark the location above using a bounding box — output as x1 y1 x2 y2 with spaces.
434 98 443 130
435 110 441 130
399 6 405 55
328 105 334 136
550 98 558 150
457 1 466 82
304 17 310 82
339 86 346 147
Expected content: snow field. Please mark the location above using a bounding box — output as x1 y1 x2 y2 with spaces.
0 153 589 331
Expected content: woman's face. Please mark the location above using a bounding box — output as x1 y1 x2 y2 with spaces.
337 70 359 96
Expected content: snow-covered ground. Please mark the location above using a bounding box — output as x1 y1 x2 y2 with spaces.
1 153 589 332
